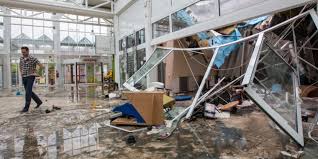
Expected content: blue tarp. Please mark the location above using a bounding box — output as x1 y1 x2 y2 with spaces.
113 103 145 123
176 10 209 40
210 28 242 68
176 11 269 68
175 95 192 101
238 16 269 28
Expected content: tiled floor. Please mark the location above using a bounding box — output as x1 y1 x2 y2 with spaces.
0 86 317 159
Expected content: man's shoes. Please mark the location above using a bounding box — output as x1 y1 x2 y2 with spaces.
35 102 43 109
21 109 28 113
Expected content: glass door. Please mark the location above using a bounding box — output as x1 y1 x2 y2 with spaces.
48 63 56 85
11 63 19 87
76 64 86 83
95 63 102 84
86 63 95 83
64 64 75 84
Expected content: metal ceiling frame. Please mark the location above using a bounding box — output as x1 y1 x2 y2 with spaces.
0 0 114 18
120 9 318 147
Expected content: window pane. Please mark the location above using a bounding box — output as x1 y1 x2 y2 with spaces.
250 43 297 131
11 25 21 39
126 48 172 86
11 18 21 24
85 24 92 33
34 26 43 39
93 26 100 34
22 19 33 25
172 0 217 32
101 26 108 34
152 16 170 38
34 20 44 26
78 24 85 32
60 22 68 31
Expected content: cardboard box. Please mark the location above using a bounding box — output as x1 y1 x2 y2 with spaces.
121 91 165 125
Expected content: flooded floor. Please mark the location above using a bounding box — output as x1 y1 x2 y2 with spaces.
0 86 317 159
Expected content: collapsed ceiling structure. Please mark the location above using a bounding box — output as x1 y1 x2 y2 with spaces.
123 5 318 147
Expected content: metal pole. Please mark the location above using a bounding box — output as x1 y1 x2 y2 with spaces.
185 48 219 119
168 76 225 126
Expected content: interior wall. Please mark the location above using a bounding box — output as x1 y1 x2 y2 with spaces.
165 40 211 93
118 0 145 39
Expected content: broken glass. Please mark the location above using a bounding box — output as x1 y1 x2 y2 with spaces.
251 43 297 130
171 0 217 32
125 48 172 88
243 41 304 146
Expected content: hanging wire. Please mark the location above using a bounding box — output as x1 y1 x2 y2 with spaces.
177 40 200 88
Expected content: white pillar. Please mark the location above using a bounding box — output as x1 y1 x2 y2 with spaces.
2 7 11 89
114 15 121 86
53 13 63 88
45 63 49 86
145 0 156 87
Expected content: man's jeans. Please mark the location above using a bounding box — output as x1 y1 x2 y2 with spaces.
22 76 42 111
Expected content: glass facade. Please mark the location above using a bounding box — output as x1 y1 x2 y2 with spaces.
151 0 270 39
118 28 145 52
59 15 109 55
172 0 217 32
126 34 135 49
0 8 113 88
152 16 170 38
5 9 111 55
10 9 54 54
136 29 145 45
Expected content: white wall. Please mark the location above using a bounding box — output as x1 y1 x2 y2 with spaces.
118 0 145 39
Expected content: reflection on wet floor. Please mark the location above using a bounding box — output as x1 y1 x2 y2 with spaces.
67 86 102 105
0 86 318 158
0 122 101 159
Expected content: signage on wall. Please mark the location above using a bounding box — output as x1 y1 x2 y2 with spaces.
82 58 97 63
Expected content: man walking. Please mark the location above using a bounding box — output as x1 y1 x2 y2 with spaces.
19 47 43 113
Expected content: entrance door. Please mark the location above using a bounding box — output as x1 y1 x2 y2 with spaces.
64 64 75 84
76 64 86 83
86 63 95 83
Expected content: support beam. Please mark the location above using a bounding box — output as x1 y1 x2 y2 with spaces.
2 7 11 89
0 13 112 27
0 0 113 18
145 0 155 87
91 1 111 9
185 48 219 119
